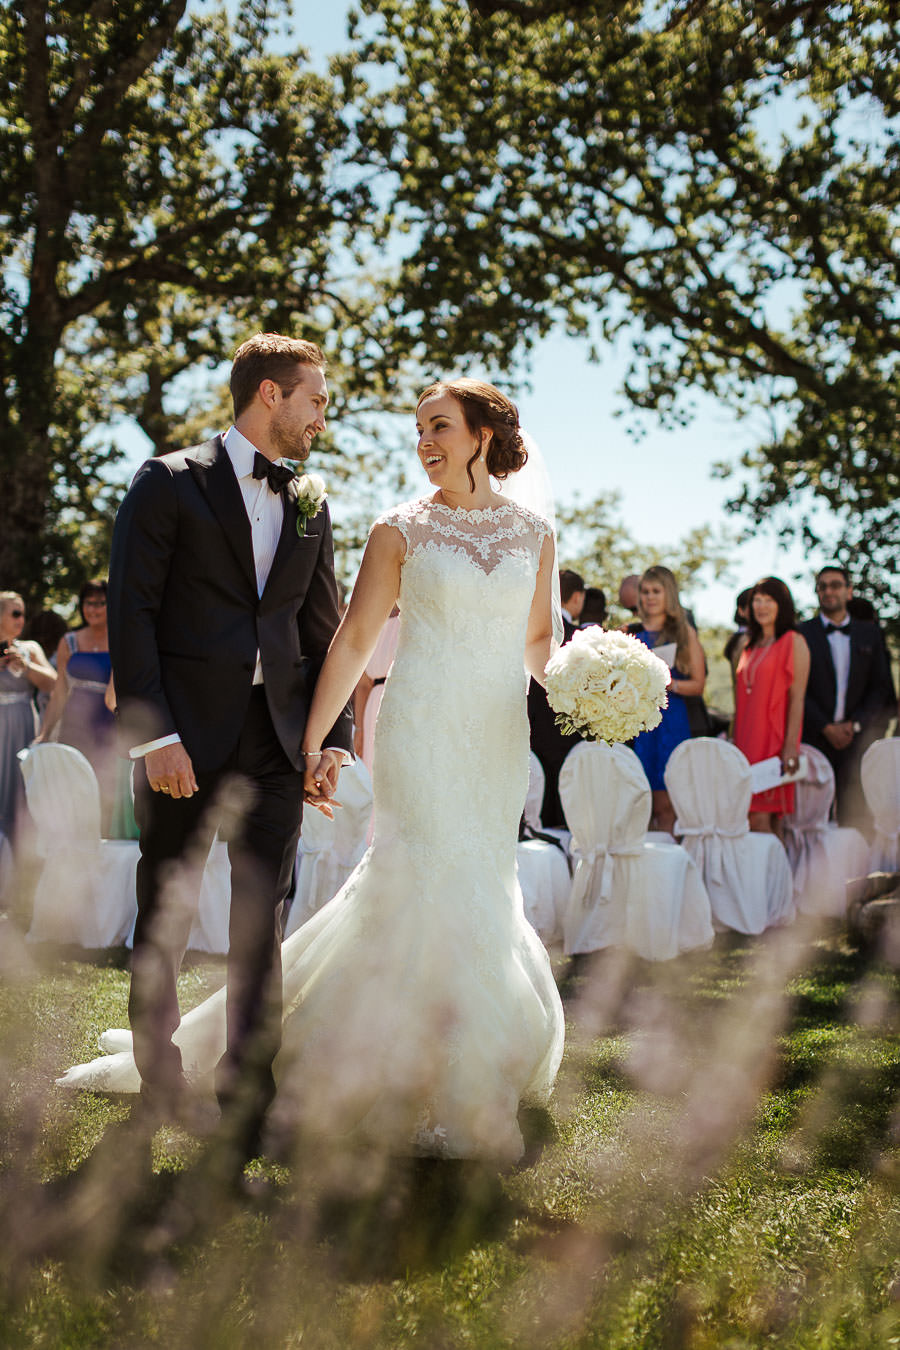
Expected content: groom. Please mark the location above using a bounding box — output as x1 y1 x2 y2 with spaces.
108 333 352 1150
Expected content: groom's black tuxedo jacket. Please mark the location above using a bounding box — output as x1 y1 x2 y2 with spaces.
797 616 894 751
108 434 351 773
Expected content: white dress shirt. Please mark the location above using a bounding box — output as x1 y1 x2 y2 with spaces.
130 428 285 758
822 613 851 722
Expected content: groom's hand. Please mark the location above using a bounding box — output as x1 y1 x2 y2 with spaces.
145 742 198 799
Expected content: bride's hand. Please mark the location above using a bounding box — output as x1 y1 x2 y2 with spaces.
303 749 343 817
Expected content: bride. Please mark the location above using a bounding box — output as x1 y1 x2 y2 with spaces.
62 378 565 1164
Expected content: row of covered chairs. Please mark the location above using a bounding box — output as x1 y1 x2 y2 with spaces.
19 744 375 951
16 736 900 959
519 736 900 961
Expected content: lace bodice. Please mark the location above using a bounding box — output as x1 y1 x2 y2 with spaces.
376 495 551 574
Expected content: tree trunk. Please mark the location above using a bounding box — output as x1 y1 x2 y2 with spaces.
0 335 61 605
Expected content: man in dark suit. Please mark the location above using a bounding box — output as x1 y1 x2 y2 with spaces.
109 333 352 1152
799 565 895 828
528 569 584 828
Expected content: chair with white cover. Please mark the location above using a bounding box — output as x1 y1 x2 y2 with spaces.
517 835 570 946
21 744 139 947
782 743 868 917
183 839 232 954
862 739 900 873
559 741 714 961
524 752 545 830
664 738 795 934
284 756 374 937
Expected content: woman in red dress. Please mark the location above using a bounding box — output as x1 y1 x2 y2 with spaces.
733 577 810 838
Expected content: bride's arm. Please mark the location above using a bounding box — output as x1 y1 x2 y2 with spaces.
524 533 557 687
302 523 404 787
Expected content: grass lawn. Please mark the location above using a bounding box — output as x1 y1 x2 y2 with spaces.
0 916 897 1349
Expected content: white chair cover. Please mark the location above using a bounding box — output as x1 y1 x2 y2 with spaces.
285 757 374 937
664 738 795 934
861 739 900 874
21 744 138 947
524 752 545 830
783 744 868 917
22 743 232 951
517 838 569 945
560 742 713 961
183 839 232 954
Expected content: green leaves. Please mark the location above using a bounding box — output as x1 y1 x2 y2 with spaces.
356 0 900 616
0 0 386 599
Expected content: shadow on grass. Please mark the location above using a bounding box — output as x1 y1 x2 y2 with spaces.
314 1155 518 1279
26 1102 560 1289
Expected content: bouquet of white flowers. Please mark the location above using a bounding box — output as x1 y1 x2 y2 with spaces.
544 628 670 744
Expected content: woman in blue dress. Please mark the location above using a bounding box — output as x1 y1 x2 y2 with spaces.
630 566 707 834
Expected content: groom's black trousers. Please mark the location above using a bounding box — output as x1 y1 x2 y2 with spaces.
130 686 302 1123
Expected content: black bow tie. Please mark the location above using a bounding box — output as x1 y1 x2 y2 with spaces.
824 622 850 635
252 451 295 493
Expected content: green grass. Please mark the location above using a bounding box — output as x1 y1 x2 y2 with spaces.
0 921 898 1349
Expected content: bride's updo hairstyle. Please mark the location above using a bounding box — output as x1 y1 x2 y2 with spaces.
417 377 528 491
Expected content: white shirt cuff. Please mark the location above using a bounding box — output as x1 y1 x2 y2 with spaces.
129 732 182 760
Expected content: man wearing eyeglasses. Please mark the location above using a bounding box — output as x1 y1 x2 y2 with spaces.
798 566 895 828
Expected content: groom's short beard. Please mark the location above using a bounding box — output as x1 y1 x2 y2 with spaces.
271 411 311 461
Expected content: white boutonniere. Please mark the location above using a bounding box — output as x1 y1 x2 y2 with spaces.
289 472 327 536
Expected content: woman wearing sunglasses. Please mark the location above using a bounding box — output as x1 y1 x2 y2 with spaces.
0 592 56 843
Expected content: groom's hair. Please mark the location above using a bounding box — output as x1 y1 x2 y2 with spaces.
231 333 326 417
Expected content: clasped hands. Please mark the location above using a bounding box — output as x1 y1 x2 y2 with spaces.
823 721 856 751
302 749 344 818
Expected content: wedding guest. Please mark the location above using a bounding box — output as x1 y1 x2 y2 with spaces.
723 587 753 681
798 566 895 829
846 596 877 623
21 608 67 718
560 569 585 625
733 577 810 837
618 574 641 620
630 566 706 834
846 597 895 694
37 580 118 834
0 592 57 843
579 586 607 628
102 674 140 841
528 569 583 827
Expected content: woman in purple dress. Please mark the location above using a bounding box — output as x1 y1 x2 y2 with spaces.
37 579 119 834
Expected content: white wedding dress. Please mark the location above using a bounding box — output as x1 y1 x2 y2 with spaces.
60 497 565 1162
